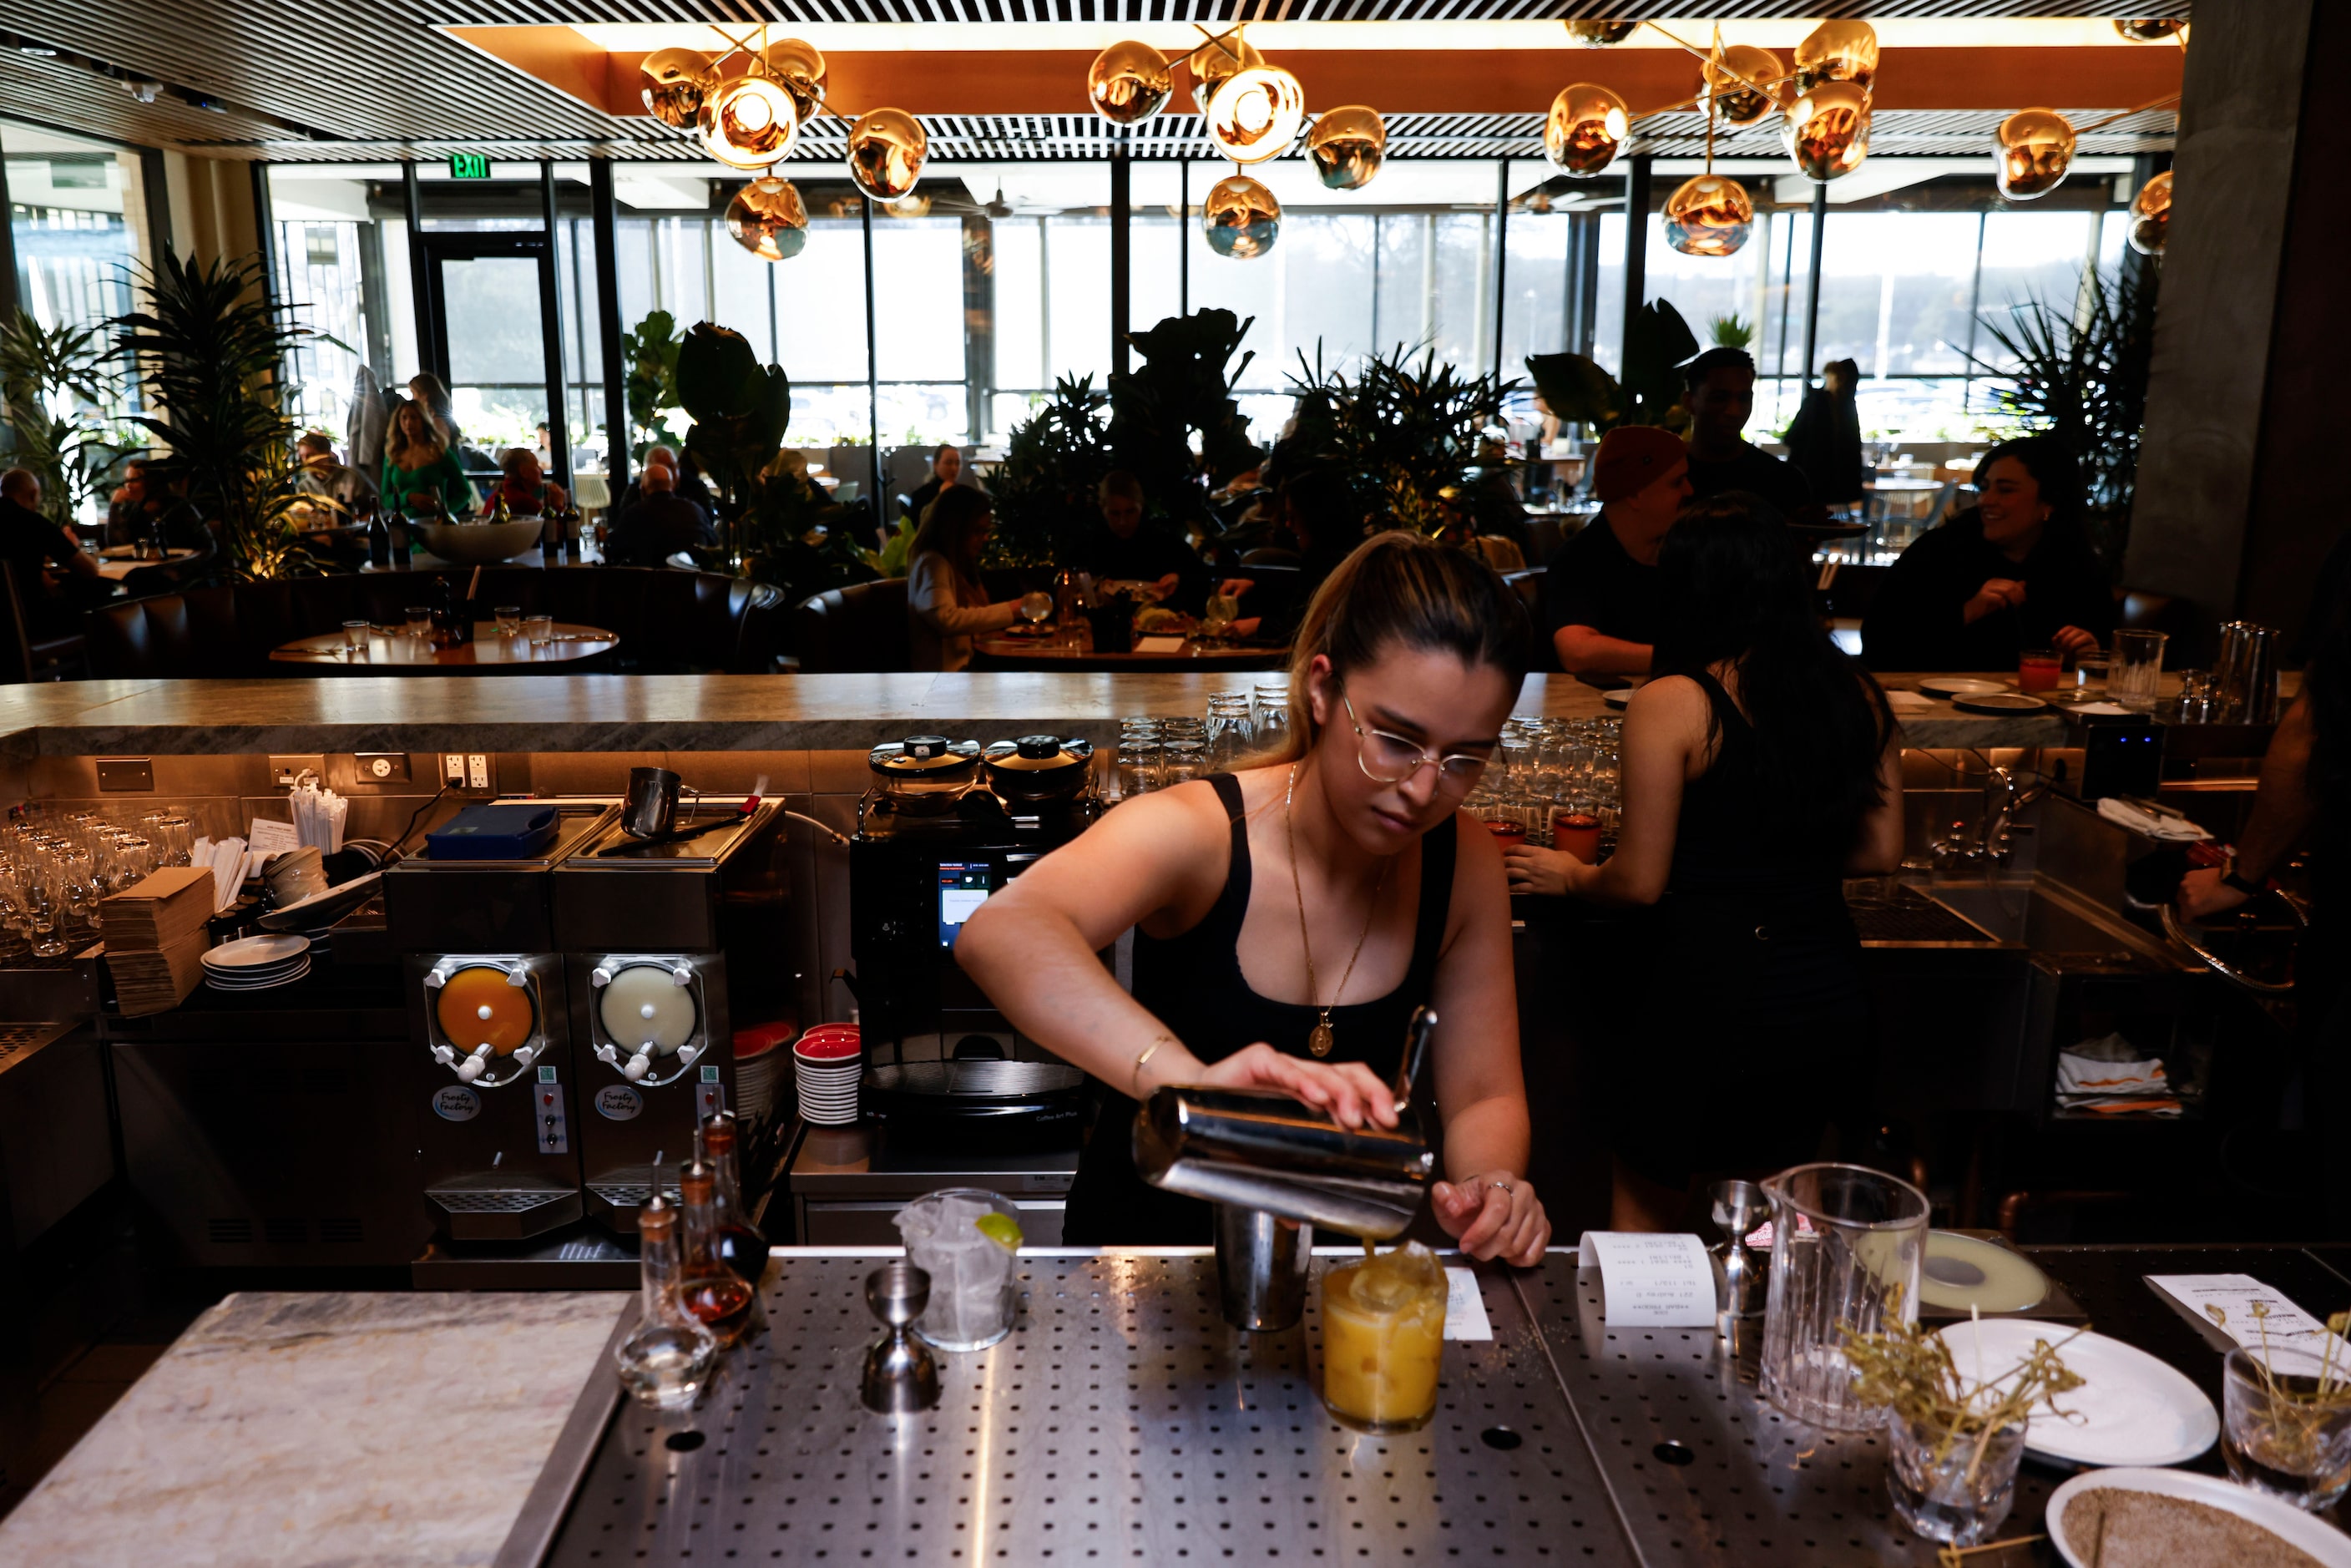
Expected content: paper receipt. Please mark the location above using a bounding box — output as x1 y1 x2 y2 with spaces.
1443 1267 1493 1341
1579 1232 1718 1328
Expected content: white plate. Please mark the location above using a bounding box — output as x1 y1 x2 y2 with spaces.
1601 688 1630 710
204 934 311 969
207 964 310 991
1952 691 2050 715
1938 1319 2217 1467
2047 1467 2351 1567
1917 677 2010 699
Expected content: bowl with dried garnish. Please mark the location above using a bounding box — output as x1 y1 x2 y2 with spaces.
2048 1466 2351 1567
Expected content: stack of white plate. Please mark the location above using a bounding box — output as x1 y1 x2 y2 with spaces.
203 933 312 993
793 1024 862 1126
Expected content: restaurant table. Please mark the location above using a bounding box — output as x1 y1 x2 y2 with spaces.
971 631 1286 673
91 546 198 580
486 1241 2351 1568
269 620 619 674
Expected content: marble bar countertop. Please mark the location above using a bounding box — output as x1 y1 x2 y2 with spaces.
0 671 2166 756
0 1289 628 1567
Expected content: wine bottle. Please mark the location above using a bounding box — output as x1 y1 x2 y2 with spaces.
366 500 389 570
387 508 411 571
429 574 461 648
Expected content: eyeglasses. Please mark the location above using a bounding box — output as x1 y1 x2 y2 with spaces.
1342 694 1491 790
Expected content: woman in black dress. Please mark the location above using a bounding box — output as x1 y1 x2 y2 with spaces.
958 533 1550 1262
1504 494 1904 1231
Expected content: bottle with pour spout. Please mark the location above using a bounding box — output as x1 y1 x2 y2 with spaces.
613 1183 718 1407
700 1113 768 1287
678 1158 756 1345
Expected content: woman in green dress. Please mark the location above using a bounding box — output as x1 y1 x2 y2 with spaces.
380 401 474 518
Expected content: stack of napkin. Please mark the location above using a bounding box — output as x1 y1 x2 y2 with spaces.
2096 797 2212 842
100 867 215 1016
2055 1031 2182 1116
190 837 259 911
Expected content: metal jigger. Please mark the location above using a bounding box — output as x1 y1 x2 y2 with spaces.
861 1260 941 1414
1708 1179 1770 1348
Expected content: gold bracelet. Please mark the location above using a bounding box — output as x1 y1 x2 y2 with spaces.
1130 1035 1173 1099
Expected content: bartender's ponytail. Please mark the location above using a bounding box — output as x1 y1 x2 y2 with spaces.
1260 532 1531 766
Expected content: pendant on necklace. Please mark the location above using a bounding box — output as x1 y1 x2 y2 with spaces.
1308 1016 1335 1058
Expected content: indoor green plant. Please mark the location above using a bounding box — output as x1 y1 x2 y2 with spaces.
0 310 129 528
622 308 687 462
988 373 1113 570
110 252 321 579
1283 343 1518 538
1524 296 1701 434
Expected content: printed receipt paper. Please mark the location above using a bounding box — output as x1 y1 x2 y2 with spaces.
1578 1232 1718 1328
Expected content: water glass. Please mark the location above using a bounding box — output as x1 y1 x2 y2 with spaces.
524 614 555 647
2222 1346 2351 1510
341 619 369 654
1887 1410 2025 1545
494 605 523 639
1206 693 1254 769
403 605 431 640
1018 590 1052 631
2074 655 2109 693
894 1187 1020 1353
1160 739 1210 786
2111 629 2167 713
1758 1162 1929 1430
1115 742 1161 802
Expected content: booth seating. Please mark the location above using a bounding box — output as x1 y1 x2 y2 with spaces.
0 564 88 684
83 568 784 680
792 578 909 674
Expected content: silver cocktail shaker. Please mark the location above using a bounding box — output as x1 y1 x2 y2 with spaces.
2212 621 2281 725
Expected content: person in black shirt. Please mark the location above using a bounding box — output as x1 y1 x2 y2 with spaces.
902 443 966 525
0 468 106 635
1861 435 2114 672
1074 470 1210 614
1680 346 1815 522
1781 358 1866 508
604 463 716 566
1540 425 1690 679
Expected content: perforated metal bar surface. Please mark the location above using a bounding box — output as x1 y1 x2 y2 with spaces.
540 1252 1639 1567
1514 1245 2351 1566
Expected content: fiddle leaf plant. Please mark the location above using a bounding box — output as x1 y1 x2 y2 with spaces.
676 320 791 560
1526 296 1701 434
621 308 686 461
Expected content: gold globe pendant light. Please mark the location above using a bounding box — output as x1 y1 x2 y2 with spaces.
1545 83 1631 179
765 38 828 124
1089 41 1172 125
1187 28 1264 114
847 108 928 200
641 48 715 129
1202 175 1280 260
726 177 810 262
1206 65 1307 164
2128 169 2172 255
1702 44 1784 129
1995 109 2077 200
699 73 800 169
1664 174 1753 258
1784 81 1871 181
1308 106 1387 190
1794 20 1878 94
2114 19 2186 43
1563 22 1639 47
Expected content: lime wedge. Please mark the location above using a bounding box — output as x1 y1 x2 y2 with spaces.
974 1211 1023 1252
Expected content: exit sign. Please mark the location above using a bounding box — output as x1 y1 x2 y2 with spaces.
449 151 491 180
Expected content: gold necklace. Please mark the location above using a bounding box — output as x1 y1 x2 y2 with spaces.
1284 763 1390 1058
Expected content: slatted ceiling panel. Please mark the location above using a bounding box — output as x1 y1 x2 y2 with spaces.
0 53 287 146
1631 104 2177 157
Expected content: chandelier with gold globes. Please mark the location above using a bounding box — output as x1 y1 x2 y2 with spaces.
640 26 930 263
1079 23 1395 262
1542 17 2185 260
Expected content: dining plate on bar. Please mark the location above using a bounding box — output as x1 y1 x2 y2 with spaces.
203 934 311 970
1951 692 2050 715
1917 677 2010 699
1938 1319 2217 1467
2047 1467 2351 1567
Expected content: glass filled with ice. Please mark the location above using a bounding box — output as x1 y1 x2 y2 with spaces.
895 1187 1022 1352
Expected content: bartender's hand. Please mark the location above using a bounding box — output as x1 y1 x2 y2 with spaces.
1191 1041 1399 1131
1502 845 1587 898
1216 577 1253 599
1433 1172 1549 1267
2177 866 2253 923
1963 578 2026 625
2053 625 2101 656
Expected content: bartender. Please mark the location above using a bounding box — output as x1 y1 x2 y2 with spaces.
1074 470 1211 614
958 534 1550 1263
1861 434 2115 671
1541 424 1690 679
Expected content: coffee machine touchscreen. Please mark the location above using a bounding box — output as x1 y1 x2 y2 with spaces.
937 862 993 948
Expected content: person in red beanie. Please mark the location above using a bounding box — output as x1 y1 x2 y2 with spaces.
1540 425 1691 679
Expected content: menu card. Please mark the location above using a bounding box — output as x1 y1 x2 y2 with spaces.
2146 1273 2351 1367
1578 1232 1716 1328
1443 1267 1493 1342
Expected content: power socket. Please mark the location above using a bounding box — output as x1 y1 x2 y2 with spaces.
442 754 467 787
467 754 492 792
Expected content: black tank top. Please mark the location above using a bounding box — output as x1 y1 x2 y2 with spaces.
1059 771 1459 1244
1668 669 1852 896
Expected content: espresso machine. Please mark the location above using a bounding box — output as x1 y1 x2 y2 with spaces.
385 800 615 1242
553 796 789 1234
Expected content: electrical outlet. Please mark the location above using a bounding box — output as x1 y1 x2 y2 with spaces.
353 752 410 784
443 754 467 787
270 754 326 788
467 754 492 791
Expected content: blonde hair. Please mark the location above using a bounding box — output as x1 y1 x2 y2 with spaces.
386 402 447 471
1258 531 1532 766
